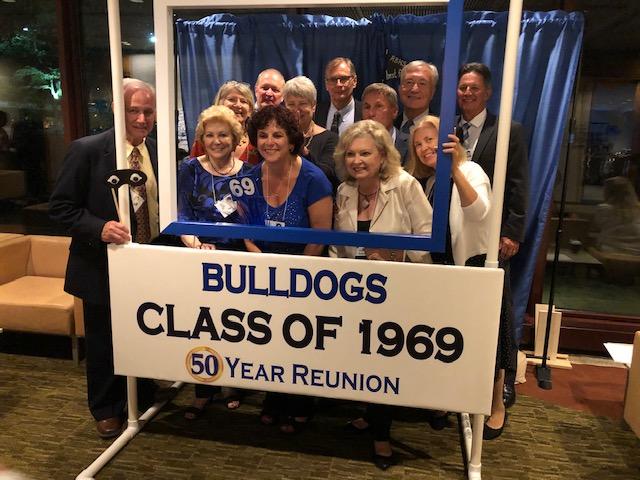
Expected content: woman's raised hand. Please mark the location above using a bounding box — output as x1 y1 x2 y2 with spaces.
442 133 464 169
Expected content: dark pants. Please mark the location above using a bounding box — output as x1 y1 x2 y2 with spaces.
364 403 393 441
262 392 314 419
83 302 157 421
500 260 518 383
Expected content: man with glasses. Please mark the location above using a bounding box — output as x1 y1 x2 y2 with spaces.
397 60 439 134
314 57 362 135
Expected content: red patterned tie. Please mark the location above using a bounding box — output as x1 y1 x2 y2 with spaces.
128 147 151 243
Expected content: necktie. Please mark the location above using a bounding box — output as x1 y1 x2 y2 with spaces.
401 119 414 135
330 111 342 134
462 122 471 159
128 147 151 243
462 122 470 146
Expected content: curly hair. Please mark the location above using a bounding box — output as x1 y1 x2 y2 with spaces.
333 120 402 182
194 105 244 149
246 105 304 156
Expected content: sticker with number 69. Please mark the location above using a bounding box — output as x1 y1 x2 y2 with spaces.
185 346 224 383
229 177 256 197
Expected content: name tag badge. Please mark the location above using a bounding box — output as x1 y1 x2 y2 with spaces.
131 189 144 212
215 194 238 218
265 219 286 227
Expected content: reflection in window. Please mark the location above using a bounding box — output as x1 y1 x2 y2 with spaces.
0 0 64 234
545 81 639 316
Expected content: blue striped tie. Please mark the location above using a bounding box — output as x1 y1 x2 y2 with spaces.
462 122 471 159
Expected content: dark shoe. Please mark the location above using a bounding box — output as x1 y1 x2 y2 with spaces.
345 419 370 434
427 411 451 430
184 397 211 421
483 412 508 440
96 417 123 439
372 452 397 471
503 383 516 409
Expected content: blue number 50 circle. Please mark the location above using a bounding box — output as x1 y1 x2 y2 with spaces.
185 347 224 383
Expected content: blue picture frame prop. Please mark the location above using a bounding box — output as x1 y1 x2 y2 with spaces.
164 0 464 253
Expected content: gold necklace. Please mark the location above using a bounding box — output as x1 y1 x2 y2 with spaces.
303 122 315 149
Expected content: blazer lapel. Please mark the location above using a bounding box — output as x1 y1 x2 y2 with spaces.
103 129 116 167
371 176 396 227
147 138 158 179
472 113 497 164
341 183 359 232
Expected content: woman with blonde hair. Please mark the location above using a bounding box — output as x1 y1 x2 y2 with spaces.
190 81 257 163
330 119 432 469
178 104 252 418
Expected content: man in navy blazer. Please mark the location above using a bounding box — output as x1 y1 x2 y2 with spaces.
50 78 160 439
457 63 528 438
314 57 362 135
362 82 409 166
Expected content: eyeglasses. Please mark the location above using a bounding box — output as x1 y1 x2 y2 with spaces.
401 79 430 90
326 75 354 85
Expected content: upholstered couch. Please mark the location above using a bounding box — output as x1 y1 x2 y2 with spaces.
625 331 640 438
0 235 82 363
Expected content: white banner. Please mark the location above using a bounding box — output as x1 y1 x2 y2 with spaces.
109 244 503 415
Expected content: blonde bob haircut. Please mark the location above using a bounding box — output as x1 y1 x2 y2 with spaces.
194 105 244 149
213 81 255 115
334 119 402 183
407 115 466 179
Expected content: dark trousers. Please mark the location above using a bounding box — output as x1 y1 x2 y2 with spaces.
83 302 157 421
500 260 518 383
364 403 392 441
262 392 314 419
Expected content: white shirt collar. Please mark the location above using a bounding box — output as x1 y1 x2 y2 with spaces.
460 108 487 129
329 97 355 117
402 109 429 129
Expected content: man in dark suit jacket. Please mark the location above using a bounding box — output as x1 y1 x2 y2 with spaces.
361 83 409 166
314 57 362 135
49 78 160 439
457 63 528 438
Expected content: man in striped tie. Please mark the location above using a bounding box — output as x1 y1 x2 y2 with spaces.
50 78 160 439
456 62 529 439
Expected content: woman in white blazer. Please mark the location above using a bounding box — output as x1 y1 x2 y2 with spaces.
329 120 432 470
330 120 432 264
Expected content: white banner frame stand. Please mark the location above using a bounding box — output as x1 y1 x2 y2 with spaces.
76 0 523 478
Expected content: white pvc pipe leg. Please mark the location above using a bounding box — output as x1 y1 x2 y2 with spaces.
75 380 183 480
467 413 484 480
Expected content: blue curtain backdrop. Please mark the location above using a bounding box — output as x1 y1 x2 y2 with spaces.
176 11 584 338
